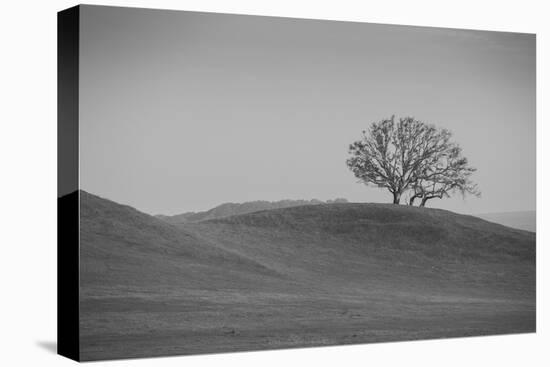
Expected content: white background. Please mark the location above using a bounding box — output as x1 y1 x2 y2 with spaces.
0 0 547 365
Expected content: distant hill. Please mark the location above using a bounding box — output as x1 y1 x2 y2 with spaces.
78 191 535 360
476 211 536 232
156 198 349 224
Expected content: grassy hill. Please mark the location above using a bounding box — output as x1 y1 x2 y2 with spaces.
80 191 287 291
78 191 535 361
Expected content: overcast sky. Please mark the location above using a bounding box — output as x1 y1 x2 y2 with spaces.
79 5 535 215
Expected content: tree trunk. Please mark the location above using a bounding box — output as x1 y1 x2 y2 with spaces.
392 191 401 204
420 197 428 207
409 196 416 206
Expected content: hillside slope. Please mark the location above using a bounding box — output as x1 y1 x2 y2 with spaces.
80 191 287 291
181 203 534 297
78 192 535 360
476 210 536 232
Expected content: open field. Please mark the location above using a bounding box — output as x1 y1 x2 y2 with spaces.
78 191 535 361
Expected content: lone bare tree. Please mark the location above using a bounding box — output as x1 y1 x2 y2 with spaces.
346 116 479 206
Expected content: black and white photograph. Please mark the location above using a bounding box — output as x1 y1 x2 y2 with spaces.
56 5 537 361
2 1 548 367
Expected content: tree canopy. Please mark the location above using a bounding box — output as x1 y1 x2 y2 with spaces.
346 116 479 206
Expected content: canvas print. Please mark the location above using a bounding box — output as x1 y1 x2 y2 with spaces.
58 5 536 361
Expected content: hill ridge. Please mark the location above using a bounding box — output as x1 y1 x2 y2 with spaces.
182 201 535 264
156 197 349 224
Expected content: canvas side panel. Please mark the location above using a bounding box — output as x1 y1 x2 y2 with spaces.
57 5 80 362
